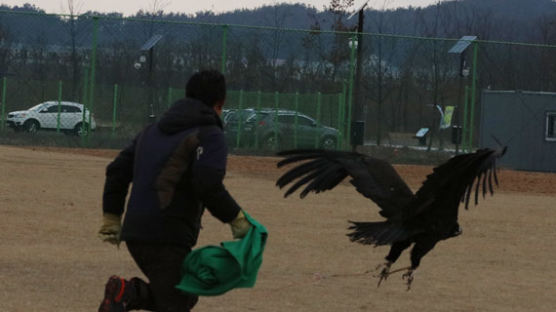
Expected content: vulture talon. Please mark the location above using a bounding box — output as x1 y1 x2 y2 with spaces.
402 269 414 291
374 262 392 287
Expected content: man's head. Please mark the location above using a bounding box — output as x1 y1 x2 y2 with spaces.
186 70 226 116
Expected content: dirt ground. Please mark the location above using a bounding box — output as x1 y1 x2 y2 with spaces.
1 145 556 312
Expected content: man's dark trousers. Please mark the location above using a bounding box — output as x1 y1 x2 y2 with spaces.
125 242 198 312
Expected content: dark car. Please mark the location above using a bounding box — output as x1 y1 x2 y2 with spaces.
223 108 260 147
224 108 340 150
221 109 237 125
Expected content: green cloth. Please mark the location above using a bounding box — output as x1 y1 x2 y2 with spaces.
176 212 268 296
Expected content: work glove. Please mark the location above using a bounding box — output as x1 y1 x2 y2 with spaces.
229 210 251 239
98 213 122 246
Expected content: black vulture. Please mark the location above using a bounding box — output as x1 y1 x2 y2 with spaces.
276 147 506 289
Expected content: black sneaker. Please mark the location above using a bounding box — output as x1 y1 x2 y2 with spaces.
98 275 127 312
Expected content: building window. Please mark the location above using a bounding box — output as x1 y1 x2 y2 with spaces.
547 112 556 142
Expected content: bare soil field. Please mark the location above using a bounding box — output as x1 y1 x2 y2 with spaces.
1 145 556 312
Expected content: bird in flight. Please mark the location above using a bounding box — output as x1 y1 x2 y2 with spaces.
276 147 506 290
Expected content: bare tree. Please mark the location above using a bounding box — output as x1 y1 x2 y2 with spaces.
0 23 12 78
145 0 170 36
368 0 395 145
328 0 355 12
302 1 356 91
63 0 84 100
30 32 50 102
262 5 290 90
327 0 356 83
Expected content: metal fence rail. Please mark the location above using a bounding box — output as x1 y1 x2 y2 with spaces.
1 10 556 155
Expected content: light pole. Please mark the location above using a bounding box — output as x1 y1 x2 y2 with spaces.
347 0 369 151
140 34 163 123
448 35 477 154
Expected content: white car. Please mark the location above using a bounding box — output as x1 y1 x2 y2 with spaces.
6 101 96 135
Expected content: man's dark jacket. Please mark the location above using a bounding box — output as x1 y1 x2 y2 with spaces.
102 99 241 247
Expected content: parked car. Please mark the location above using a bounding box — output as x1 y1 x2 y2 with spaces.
223 108 259 147
6 101 96 136
221 109 236 125
224 108 340 150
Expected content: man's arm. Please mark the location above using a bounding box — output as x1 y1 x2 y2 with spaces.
99 135 139 245
103 136 137 216
192 128 241 223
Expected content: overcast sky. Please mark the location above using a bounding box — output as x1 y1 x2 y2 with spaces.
1 0 444 16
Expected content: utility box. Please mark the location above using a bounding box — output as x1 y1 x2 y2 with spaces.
350 121 365 146
451 125 462 145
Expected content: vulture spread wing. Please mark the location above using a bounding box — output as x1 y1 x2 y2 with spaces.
408 147 507 219
276 149 415 219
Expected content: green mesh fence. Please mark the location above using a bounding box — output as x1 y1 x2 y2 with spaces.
1 10 556 154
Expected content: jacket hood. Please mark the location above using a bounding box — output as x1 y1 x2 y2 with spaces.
158 98 222 134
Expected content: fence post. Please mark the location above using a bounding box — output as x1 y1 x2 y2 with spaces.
1 77 6 132
255 90 261 149
221 25 229 73
235 89 243 149
343 83 348 149
56 80 63 133
81 67 89 146
274 91 279 151
112 84 118 137
468 41 479 152
337 89 344 150
462 85 469 152
87 16 100 139
294 92 299 149
167 87 173 109
347 34 357 148
314 92 322 148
